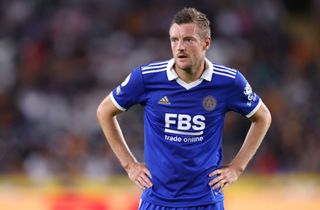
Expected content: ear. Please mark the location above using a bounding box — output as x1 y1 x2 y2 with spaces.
203 37 211 50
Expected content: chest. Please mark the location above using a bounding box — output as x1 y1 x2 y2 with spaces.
143 82 229 129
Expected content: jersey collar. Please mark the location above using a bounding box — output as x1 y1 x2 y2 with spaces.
166 58 214 82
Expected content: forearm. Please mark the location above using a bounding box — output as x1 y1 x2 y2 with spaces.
97 96 153 190
230 103 272 172
230 120 269 172
97 98 137 171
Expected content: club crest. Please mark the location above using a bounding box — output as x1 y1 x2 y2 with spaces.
203 96 216 111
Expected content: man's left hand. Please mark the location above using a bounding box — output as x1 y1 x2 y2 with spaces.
208 165 243 192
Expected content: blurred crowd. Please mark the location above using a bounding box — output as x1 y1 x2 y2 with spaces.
0 0 319 181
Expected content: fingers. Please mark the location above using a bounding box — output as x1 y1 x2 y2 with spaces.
135 177 147 190
139 173 153 188
220 182 230 192
134 173 153 190
208 173 224 188
208 168 224 189
128 163 153 190
209 176 227 191
208 169 221 177
134 178 145 190
143 168 152 179
208 167 238 192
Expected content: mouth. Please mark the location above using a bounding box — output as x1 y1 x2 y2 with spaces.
177 54 188 59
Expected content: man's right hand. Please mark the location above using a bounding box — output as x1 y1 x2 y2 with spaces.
125 162 153 190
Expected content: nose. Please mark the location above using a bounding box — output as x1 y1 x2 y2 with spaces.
177 40 185 51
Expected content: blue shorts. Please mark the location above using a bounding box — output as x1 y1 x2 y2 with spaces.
138 200 224 210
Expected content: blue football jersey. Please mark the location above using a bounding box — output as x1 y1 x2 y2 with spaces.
110 58 262 207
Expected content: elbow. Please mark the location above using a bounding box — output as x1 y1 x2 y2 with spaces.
96 102 106 122
260 103 272 129
96 98 112 122
250 102 272 128
96 95 120 121
265 108 272 128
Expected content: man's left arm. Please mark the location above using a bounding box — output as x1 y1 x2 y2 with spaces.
208 102 272 191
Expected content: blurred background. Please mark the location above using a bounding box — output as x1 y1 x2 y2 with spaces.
0 0 319 209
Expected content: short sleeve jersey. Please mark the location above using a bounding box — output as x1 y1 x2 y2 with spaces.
110 58 262 207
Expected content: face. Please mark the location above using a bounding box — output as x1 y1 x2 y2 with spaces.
169 23 210 73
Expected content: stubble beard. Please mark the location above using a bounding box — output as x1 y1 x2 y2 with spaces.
177 58 204 75
177 63 192 74
175 57 194 74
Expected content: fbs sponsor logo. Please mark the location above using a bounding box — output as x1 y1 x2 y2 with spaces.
165 113 205 136
158 96 171 105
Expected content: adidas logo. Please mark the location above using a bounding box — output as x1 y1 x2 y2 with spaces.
158 96 171 105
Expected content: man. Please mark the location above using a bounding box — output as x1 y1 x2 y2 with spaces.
97 7 271 210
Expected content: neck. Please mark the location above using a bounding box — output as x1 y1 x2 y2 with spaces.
175 60 206 83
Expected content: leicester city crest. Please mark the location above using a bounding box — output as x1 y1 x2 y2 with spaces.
203 96 217 111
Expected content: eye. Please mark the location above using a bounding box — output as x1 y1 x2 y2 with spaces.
170 37 178 43
184 37 194 44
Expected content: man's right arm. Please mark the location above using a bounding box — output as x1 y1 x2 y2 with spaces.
96 94 153 190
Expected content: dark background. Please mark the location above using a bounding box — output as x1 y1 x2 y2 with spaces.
0 0 319 181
